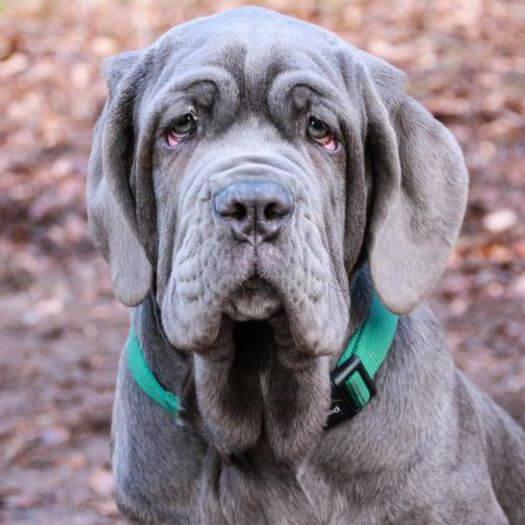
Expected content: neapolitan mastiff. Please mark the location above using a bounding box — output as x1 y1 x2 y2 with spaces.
87 7 525 524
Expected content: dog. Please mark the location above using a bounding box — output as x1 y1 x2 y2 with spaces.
86 7 525 524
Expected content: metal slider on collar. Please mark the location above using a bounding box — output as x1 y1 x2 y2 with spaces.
325 356 377 429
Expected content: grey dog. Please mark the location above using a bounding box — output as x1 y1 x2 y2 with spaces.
86 7 525 524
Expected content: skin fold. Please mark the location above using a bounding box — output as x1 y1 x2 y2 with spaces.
87 7 525 524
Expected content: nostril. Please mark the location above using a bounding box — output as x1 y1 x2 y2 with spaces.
263 199 291 221
264 201 287 221
230 201 247 221
214 193 248 222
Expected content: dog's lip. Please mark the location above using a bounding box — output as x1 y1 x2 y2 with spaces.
224 277 283 321
242 276 268 291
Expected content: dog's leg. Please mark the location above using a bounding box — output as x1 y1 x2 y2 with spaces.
463 373 525 524
111 301 206 524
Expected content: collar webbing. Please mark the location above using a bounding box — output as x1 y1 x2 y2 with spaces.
127 291 398 427
326 292 398 428
127 327 181 416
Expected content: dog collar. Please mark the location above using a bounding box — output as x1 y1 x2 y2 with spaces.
127 291 398 429
127 327 181 416
325 292 398 428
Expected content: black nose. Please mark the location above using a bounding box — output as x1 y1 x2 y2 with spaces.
213 180 294 242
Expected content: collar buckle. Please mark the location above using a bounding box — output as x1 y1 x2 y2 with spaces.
325 356 377 429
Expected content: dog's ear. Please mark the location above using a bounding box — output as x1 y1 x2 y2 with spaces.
86 50 152 306
361 61 468 314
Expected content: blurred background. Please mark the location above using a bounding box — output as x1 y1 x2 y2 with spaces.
0 0 524 523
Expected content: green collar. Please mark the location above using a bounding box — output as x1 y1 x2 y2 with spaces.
127 327 181 416
127 291 398 429
325 291 398 427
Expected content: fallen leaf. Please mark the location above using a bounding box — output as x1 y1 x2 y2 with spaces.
482 209 517 234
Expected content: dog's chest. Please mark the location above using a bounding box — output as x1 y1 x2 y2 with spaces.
194 454 380 525
196 457 331 524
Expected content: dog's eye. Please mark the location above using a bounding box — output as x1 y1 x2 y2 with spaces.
166 113 197 146
307 116 337 151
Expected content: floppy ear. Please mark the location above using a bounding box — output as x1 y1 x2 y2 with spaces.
86 50 152 306
362 63 468 314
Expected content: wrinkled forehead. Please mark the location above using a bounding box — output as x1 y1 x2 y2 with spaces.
150 13 349 110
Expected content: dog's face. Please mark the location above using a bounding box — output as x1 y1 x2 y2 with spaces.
88 7 467 402
152 34 364 355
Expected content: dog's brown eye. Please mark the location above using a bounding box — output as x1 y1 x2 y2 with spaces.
166 113 197 147
307 117 329 139
307 116 337 151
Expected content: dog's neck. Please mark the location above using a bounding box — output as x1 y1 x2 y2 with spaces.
133 268 373 465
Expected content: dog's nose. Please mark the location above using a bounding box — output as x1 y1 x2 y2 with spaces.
214 180 293 242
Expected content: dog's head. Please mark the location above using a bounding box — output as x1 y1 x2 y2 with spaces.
88 7 467 429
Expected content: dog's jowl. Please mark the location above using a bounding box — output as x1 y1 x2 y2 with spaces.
87 7 525 524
